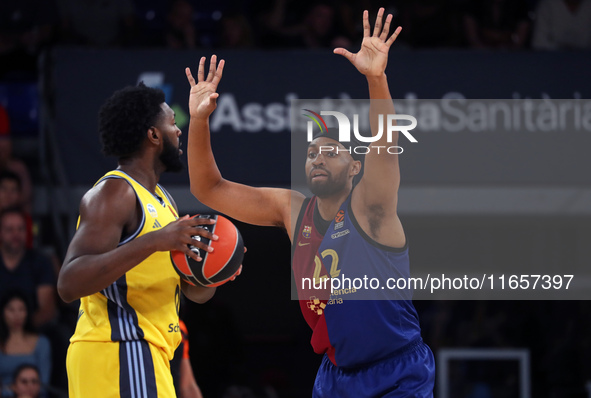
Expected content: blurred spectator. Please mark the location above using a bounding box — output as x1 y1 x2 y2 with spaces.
301 3 351 48
57 0 137 47
0 172 34 249
165 0 197 49
532 0 591 49
0 291 51 397
171 320 204 398
10 364 41 398
0 0 58 77
464 0 531 49
257 0 308 47
0 106 33 214
401 0 463 48
0 208 56 329
257 0 350 48
330 0 363 45
220 12 255 48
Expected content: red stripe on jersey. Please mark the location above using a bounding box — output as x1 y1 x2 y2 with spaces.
293 197 336 364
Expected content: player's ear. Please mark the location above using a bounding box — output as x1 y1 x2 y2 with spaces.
351 160 361 176
147 126 161 145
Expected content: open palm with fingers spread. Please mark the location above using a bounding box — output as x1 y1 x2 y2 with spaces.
185 55 225 119
333 8 401 77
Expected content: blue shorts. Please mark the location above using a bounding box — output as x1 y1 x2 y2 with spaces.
313 339 435 398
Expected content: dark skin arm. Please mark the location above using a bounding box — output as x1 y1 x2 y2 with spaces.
185 56 301 239
58 178 216 303
334 9 406 248
179 357 204 398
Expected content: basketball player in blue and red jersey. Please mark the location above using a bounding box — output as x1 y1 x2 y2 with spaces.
57 83 225 398
186 8 435 397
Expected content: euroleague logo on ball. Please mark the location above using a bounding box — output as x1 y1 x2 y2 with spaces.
171 214 244 287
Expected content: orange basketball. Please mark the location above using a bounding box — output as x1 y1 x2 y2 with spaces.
171 214 244 287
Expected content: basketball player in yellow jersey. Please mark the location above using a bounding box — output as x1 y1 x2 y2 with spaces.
57 83 222 398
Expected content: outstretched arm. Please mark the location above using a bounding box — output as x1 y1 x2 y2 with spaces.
334 9 405 247
185 56 302 238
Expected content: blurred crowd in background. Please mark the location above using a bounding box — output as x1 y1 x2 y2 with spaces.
1 0 591 78
1 0 591 397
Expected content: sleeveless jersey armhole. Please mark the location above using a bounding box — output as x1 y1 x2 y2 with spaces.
291 197 312 260
346 197 408 253
157 184 173 207
97 175 146 246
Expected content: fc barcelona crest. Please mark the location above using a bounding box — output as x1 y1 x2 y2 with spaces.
302 225 312 239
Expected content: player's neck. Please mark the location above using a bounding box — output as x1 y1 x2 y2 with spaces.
117 160 161 193
316 191 349 221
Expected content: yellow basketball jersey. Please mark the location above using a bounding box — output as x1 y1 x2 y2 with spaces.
70 170 182 360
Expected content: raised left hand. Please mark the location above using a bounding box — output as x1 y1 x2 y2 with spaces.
333 8 401 77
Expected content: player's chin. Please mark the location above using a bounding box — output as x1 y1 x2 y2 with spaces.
307 180 330 194
307 178 321 190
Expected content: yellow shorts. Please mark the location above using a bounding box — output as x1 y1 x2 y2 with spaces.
66 341 176 398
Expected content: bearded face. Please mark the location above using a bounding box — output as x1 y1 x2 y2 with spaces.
160 133 184 173
307 162 350 198
305 138 357 198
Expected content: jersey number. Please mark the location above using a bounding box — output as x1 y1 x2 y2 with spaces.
313 249 341 284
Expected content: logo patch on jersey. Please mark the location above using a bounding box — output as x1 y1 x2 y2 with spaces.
147 203 158 217
152 220 162 229
331 229 350 239
302 225 312 239
307 297 326 315
335 210 345 223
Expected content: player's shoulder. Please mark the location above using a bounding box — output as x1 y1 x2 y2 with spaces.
79 177 137 216
290 190 306 209
289 190 307 221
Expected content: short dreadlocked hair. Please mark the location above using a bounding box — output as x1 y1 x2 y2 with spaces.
99 82 166 158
